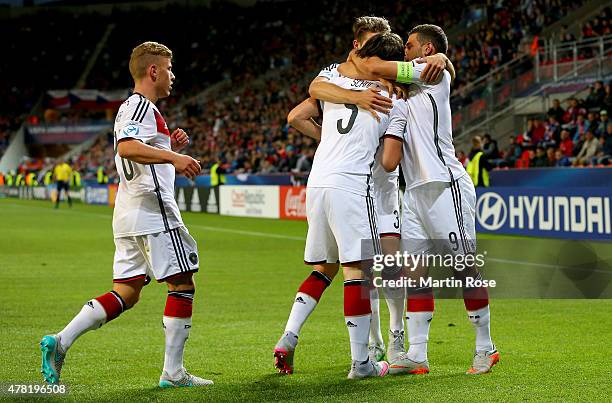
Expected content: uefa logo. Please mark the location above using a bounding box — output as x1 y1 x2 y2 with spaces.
477 192 507 231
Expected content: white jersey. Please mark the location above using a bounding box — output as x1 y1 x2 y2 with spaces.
308 73 404 196
386 61 466 190
112 93 183 238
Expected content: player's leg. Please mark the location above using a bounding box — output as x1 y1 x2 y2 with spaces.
40 236 145 384
373 180 406 360
334 191 388 379
450 175 498 374
147 226 211 387
54 182 62 208
390 187 432 374
274 263 338 374
274 188 338 374
65 183 72 207
379 235 406 361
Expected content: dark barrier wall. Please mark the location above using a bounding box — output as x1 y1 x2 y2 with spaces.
490 168 612 188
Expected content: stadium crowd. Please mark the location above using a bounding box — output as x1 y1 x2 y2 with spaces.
462 84 612 169
2 0 609 182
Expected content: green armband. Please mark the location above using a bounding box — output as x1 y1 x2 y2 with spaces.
396 61 413 84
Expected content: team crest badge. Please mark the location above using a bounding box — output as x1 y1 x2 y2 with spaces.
189 252 199 265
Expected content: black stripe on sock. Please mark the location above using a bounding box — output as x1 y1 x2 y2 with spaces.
110 291 126 311
343 279 368 287
311 270 332 286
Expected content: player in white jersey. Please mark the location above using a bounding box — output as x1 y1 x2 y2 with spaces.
275 32 409 379
309 26 451 364
40 42 212 388
352 24 499 375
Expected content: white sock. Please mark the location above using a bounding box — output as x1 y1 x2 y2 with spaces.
163 316 192 379
368 288 384 347
57 299 107 352
467 305 494 352
383 286 406 334
346 314 371 362
284 292 317 336
406 311 433 362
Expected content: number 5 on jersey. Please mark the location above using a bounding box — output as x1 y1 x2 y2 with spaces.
337 104 358 134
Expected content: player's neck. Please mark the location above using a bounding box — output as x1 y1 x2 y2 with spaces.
133 84 158 104
338 62 359 79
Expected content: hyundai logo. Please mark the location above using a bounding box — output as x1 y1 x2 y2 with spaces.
477 192 507 231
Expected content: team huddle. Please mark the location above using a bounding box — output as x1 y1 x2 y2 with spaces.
39 17 498 388
275 17 499 379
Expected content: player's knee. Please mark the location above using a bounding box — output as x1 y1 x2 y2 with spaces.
342 264 365 280
166 272 195 291
112 279 145 309
313 263 339 280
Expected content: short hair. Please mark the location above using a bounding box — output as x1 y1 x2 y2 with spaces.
408 24 448 54
355 32 404 61
352 16 391 42
129 41 172 81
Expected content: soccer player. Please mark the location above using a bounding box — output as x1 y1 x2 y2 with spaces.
53 159 72 208
308 17 450 364
353 24 499 375
40 42 211 387
275 32 407 379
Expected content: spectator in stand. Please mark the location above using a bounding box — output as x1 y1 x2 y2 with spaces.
596 110 609 137
594 122 612 165
293 148 314 173
547 99 565 123
584 81 605 110
603 83 612 112
574 129 599 166
502 135 522 167
481 133 499 159
533 147 549 167
558 129 574 157
563 98 586 124
542 116 560 146
554 149 571 167
545 147 556 166
531 119 545 145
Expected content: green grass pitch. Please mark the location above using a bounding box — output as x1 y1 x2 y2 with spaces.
0 198 610 401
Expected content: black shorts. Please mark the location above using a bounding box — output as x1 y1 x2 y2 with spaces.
57 181 70 193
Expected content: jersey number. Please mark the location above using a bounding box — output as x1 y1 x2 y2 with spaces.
337 104 358 134
121 158 135 181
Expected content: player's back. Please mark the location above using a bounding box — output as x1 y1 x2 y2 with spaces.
401 62 465 189
308 76 397 197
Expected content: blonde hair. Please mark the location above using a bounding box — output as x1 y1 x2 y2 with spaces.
352 16 391 42
128 41 172 81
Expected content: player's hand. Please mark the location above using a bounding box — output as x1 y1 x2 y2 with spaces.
416 54 447 84
355 87 393 122
171 128 190 152
172 154 201 179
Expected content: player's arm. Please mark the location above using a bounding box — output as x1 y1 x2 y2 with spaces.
309 77 392 120
350 52 454 84
382 136 403 172
287 98 321 140
381 101 408 172
117 139 201 179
